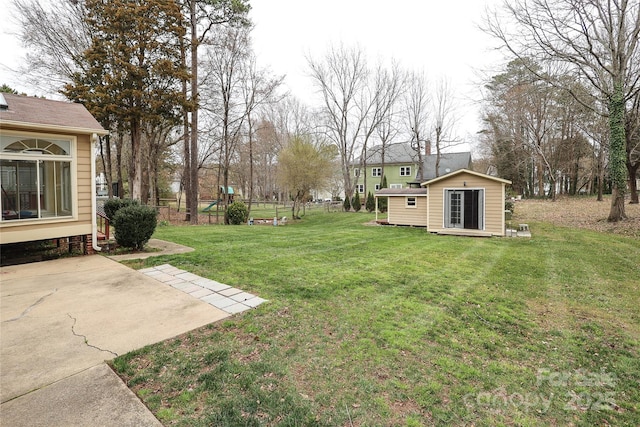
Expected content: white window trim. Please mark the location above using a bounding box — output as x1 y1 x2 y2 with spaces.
400 166 411 177
0 130 78 225
372 167 382 177
390 183 403 189
406 197 417 208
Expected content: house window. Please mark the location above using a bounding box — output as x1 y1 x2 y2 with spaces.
372 167 382 177
356 184 364 193
374 184 380 191
354 168 360 177
406 197 417 208
390 184 403 189
400 166 411 176
1 135 74 221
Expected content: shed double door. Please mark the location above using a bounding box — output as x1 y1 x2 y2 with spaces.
445 189 483 230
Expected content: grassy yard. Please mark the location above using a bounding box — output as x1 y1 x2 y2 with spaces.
112 208 639 426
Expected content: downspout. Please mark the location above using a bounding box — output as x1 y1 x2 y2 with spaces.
91 133 101 252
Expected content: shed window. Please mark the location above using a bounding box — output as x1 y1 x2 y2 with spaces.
406 197 417 208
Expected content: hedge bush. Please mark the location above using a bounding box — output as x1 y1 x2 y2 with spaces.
113 204 158 251
103 198 139 221
227 201 249 225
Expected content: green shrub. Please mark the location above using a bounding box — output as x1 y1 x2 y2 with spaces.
343 196 351 212
103 198 139 221
352 192 361 212
113 205 158 250
366 191 375 213
226 201 249 225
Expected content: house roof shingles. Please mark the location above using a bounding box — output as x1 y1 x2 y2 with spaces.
361 143 472 181
0 93 107 135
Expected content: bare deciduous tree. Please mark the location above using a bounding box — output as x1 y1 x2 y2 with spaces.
404 70 430 182
485 0 640 221
431 77 461 177
307 44 370 203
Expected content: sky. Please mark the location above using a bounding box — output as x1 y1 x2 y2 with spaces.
0 0 505 151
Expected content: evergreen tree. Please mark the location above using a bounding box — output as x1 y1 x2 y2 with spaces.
378 175 388 213
352 192 361 212
343 196 351 212
366 191 375 212
64 0 188 202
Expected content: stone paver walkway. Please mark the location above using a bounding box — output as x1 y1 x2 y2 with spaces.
139 264 266 314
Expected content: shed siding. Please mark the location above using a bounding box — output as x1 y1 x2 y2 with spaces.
386 196 428 226
427 172 506 236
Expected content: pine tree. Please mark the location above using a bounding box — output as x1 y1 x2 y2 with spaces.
343 197 351 212
366 191 375 212
378 175 388 213
352 192 361 212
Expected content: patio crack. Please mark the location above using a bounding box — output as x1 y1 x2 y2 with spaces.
67 313 118 357
2 289 58 323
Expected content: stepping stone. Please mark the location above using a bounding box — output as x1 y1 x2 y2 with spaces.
243 296 267 308
225 303 251 314
189 288 213 298
199 281 230 292
218 287 242 297
166 278 187 286
230 292 254 302
201 293 228 304
175 272 201 281
210 298 237 309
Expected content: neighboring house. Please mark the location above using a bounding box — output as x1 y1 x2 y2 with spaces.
353 143 472 194
0 93 108 253
375 169 512 237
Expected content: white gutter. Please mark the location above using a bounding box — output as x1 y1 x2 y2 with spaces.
90 133 101 252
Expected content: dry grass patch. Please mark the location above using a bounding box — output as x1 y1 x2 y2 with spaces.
514 195 640 237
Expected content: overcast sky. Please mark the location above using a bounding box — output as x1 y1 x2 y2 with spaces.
0 0 505 149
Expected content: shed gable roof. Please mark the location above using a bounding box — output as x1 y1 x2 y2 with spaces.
375 188 428 196
0 93 107 135
422 168 512 186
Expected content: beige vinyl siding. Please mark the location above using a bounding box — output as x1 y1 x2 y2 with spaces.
386 195 428 226
427 171 506 236
0 222 92 244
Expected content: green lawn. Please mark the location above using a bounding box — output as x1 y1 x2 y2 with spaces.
112 211 640 426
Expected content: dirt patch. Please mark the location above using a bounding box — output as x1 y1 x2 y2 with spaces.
513 196 640 238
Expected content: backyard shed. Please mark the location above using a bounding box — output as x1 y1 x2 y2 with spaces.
375 169 511 236
423 169 511 237
375 188 428 227
0 93 108 253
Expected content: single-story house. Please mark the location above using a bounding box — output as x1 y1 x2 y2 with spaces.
375 169 512 237
0 93 108 253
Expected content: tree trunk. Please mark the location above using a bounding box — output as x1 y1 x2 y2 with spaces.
181 30 191 221
189 0 199 224
607 86 627 221
628 161 639 204
115 132 124 198
129 119 143 201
